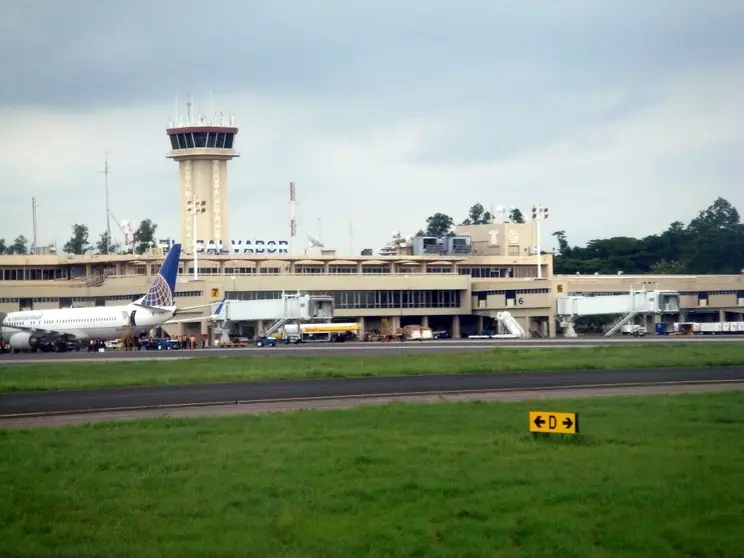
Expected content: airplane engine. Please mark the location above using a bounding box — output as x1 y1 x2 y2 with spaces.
8 332 41 350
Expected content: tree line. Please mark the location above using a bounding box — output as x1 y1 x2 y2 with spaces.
552 197 744 275
361 197 743 275
414 203 526 238
360 203 525 254
0 219 158 256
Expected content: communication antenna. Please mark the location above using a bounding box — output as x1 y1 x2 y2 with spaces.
31 197 38 254
209 89 214 124
289 182 298 255
99 150 112 247
306 234 324 256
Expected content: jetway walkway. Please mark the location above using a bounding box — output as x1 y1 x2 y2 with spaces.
210 292 335 342
556 290 680 338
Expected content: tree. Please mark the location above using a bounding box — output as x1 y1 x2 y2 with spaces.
509 208 525 223
9 235 28 255
424 213 454 237
96 231 120 255
460 203 493 226
63 224 91 255
681 197 743 274
551 230 570 256
650 259 686 274
134 219 158 254
360 248 373 256
551 197 744 276
0 238 7 255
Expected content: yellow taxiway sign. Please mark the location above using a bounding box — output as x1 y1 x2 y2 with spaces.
529 411 579 435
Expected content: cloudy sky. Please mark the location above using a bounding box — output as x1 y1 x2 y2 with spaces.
1 0 743 255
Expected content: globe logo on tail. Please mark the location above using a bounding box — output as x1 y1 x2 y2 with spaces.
141 274 174 308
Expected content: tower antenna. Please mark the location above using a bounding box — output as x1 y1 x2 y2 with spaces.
289 182 298 255
31 197 38 255
100 150 112 249
209 89 213 124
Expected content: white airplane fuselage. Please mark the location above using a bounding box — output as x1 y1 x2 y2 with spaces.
0 304 176 350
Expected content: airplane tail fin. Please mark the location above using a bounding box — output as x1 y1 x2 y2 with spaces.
213 296 228 316
135 243 182 308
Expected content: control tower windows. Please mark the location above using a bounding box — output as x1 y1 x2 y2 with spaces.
167 131 236 151
193 132 208 148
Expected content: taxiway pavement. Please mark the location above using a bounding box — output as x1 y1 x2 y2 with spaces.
1 335 742 365
2 366 743 418
5 381 743 428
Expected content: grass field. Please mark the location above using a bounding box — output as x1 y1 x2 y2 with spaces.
1 342 744 393
2 391 744 557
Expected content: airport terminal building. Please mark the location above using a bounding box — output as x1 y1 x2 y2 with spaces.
3 108 744 341
2 219 743 342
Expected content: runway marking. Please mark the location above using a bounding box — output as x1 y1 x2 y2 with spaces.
2 378 742 419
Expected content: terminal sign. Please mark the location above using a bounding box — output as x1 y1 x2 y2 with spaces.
163 239 289 255
529 410 579 435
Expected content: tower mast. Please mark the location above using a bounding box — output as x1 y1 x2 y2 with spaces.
31 197 38 255
289 182 297 255
102 150 112 247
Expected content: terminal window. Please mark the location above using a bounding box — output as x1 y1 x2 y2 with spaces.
457 266 515 278
333 290 461 309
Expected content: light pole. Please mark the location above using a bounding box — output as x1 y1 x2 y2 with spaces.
186 195 206 281
531 204 549 279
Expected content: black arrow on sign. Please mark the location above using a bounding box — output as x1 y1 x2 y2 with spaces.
533 416 545 428
562 417 573 429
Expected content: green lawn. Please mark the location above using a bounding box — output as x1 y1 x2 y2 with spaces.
1 342 744 393
2 391 744 557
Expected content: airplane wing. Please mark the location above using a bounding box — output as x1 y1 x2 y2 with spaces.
164 315 217 325
174 303 219 314
163 299 226 324
180 303 214 311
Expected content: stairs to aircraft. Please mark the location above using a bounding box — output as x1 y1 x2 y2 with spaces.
604 312 638 337
263 317 289 337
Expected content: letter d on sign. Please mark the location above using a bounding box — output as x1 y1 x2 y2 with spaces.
548 415 557 429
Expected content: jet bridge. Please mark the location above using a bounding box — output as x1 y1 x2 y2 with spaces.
210 291 335 342
556 290 680 337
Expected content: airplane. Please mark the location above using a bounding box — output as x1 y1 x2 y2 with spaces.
0 243 189 353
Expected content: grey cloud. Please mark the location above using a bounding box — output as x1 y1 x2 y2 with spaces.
3 0 742 110
2 0 743 251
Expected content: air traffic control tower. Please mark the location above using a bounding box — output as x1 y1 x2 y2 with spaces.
166 101 239 253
